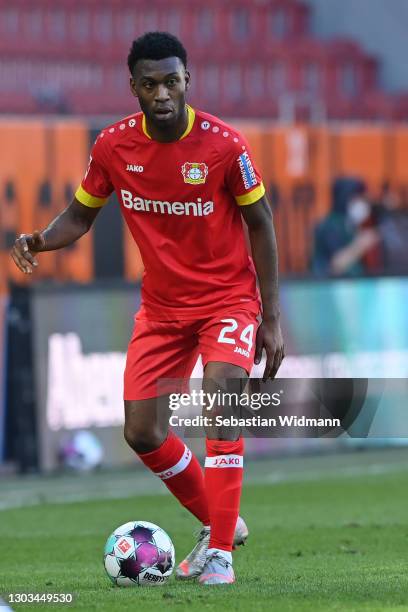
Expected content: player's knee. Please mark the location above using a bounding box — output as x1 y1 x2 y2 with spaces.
123 422 166 454
205 361 246 381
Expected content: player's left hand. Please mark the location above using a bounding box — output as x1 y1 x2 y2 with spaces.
254 319 285 382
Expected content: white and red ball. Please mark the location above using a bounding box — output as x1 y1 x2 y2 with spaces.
104 521 175 586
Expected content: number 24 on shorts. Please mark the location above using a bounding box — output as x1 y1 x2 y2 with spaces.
217 319 255 352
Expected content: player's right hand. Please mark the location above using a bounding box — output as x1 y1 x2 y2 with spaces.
10 230 45 274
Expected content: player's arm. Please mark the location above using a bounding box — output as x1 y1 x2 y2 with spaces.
10 198 102 274
240 195 285 381
226 136 284 379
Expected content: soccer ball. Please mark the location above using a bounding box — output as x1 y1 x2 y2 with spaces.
103 521 175 586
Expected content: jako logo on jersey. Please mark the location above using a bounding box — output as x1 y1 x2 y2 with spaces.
238 152 257 190
121 190 214 216
126 164 144 173
234 346 250 358
181 162 208 185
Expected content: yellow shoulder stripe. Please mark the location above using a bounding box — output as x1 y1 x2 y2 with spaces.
235 182 266 206
75 185 108 208
180 105 195 140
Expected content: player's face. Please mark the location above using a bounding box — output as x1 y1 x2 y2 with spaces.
130 57 190 128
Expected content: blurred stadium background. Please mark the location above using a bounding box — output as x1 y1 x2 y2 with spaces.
1 0 408 479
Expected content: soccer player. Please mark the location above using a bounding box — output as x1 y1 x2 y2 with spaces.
11 32 284 585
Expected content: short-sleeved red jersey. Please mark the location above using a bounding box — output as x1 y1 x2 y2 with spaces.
76 106 265 320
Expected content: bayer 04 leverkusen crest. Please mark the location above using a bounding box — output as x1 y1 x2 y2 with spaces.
181 162 208 185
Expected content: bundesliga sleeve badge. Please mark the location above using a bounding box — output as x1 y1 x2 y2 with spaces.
181 162 208 185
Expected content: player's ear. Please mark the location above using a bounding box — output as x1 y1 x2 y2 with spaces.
129 77 138 98
184 70 191 92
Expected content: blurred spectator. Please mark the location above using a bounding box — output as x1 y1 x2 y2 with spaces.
358 184 385 274
372 181 400 221
311 177 380 277
373 182 408 275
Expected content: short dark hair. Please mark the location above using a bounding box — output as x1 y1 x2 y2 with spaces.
127 31 187 75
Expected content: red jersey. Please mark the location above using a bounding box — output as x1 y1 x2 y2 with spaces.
76 105 265 320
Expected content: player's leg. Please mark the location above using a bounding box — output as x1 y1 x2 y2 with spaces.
174 364 248 580
124 397 209 525
198 361 246 585
124 396 169 453
123 318 209 527
197 309 259 585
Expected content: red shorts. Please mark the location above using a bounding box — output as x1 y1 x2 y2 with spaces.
124 308 260 400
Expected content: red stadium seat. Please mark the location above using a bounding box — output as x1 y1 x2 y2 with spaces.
0 0 405 120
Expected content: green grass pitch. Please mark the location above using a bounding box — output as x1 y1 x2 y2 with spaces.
1 449 408 611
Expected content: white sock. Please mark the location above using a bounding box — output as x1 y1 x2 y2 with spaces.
207 547 232 564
